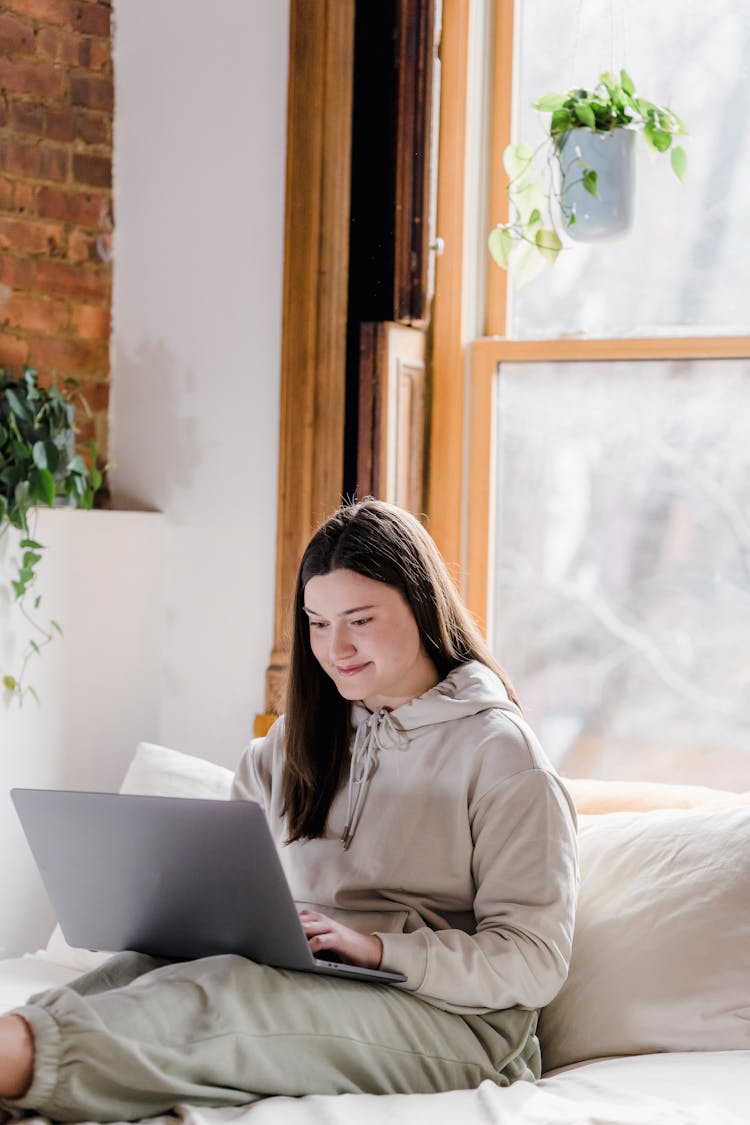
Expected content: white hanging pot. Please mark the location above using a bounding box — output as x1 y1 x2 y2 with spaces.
558 128 636 242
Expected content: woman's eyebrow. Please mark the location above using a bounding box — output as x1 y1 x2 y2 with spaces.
303 603 377 618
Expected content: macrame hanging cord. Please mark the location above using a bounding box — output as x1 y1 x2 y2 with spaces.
571 0 629 86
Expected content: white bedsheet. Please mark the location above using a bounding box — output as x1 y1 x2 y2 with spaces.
2 957 748 1125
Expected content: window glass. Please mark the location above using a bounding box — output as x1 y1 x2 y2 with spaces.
492 359 750 789
509 0 750 339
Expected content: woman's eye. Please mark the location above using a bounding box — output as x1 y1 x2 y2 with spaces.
352 617 373 627
309 620 328 630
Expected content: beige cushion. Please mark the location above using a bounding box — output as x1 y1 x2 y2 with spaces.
564 775 750 814
539 806 750 1070
39 743 234 972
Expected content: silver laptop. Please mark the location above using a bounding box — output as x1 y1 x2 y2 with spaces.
11 789 406 986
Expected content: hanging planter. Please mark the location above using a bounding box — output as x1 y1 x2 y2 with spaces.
488 70 687 286
558 127 636 241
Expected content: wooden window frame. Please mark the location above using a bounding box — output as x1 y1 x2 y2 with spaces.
429 1 750 636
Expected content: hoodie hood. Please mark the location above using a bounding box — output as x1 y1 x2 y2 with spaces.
342 661 520 849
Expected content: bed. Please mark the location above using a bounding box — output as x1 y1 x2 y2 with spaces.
2 743 748 1124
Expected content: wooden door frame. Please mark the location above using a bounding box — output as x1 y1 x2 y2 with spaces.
258 0 356 733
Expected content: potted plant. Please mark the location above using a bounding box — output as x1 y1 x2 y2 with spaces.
0 367 102 703
489 69 688 286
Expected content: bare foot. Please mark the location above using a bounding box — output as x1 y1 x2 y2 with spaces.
0 1015 34 1100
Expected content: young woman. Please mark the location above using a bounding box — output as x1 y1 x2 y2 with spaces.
0 499 578 1122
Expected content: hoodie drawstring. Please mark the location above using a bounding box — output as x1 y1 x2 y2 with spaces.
341 709 404 850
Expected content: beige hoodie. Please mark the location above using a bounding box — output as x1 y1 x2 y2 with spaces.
231 660 579 1016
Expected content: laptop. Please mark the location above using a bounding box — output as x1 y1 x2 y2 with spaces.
11 789 406 986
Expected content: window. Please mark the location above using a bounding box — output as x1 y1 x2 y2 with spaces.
450 0 750 788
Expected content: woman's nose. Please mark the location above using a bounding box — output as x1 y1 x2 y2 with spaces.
329 625 355 660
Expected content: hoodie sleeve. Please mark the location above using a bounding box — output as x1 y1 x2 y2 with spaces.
230 718 283 810
375 768 579 1014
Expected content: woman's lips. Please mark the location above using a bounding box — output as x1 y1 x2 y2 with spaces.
336 663 370 676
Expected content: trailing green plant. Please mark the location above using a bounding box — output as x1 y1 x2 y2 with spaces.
488 69 688 286
0 367 102 704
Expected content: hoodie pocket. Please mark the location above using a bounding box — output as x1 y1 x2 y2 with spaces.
295 901 409 935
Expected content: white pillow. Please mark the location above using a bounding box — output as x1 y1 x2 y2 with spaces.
119 742 234 800
38 743 235 972
539 806 750 1071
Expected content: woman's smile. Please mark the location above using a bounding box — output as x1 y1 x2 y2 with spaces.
304 569 439 711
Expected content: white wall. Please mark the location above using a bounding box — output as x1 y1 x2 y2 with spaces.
110 0 289 768
0 510 165 954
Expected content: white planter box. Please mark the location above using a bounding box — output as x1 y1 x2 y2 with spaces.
0 508 164 955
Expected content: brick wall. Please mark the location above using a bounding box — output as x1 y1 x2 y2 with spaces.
0 0 113 462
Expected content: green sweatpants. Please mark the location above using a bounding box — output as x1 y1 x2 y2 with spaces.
5 952 540 1123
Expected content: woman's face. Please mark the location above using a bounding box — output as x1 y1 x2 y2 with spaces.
303 568 439 711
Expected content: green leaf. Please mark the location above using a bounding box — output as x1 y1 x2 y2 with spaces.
583 169 599 197
644 124 672 153
513 180 546 222
670 145 687 181
535 228 563 264
533 93 567 112
573 103 596 129
31 467 56 507
502 142 534 182
30 640 41 656
19 538 44 550
620 69 635 96
488 226 514 270
32 441 48 470
550 108 573 135
27 685 40 706
4 388 29 421
3 675 17 693
50 619 63 636
511 243 547 290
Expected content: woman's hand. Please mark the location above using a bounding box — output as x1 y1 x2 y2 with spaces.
298 909 383 969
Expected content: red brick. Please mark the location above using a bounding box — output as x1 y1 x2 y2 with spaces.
9 100 45 136
0 294 70 334
45 107 76 143
0 139 68 182
0 177 37 213
0 138 40 178
1 59 68 100
1 0 73 27
80 35 110 72
37 186 107 226
73 2 110 37
0 333 30 367
43 145 69 182
70 302 109 339
67 228 100 263
70 74 113 112
76 377 109 411
0 12 35 55
29 334 108 377
72 152 111 188
74 413 96 445
0 216 65 256
34 259 110 302
0 254 34 290
75 111 109 145
36 26 84 68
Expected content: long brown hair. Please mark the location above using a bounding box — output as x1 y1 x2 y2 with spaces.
282 499 520 841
